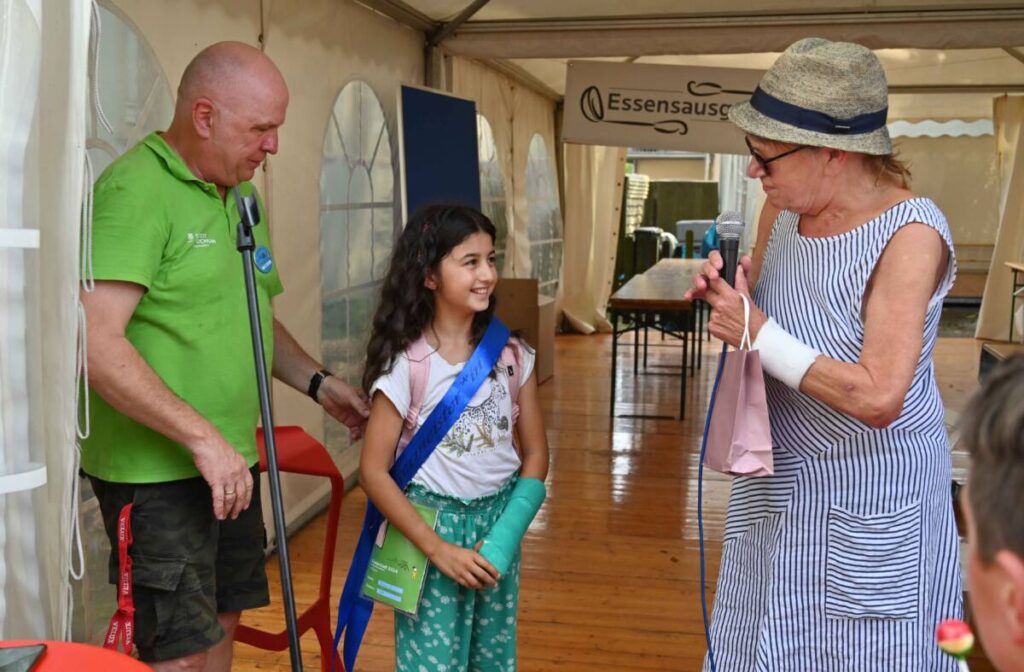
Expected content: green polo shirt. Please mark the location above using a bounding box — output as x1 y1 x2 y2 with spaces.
81 132 284 483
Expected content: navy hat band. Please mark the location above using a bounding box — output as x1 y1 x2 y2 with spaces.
749 87 887 136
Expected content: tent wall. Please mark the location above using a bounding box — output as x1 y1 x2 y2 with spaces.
898 133 1000 297
449 56 562 298
633 159 706 182
450 55 556 281
262 0 423 485
978 96 1024 341
0 0 88 640
897 135 1000 246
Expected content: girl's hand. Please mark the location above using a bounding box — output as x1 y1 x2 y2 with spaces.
684 251 753 301
428 540 499 589
704 265 768 348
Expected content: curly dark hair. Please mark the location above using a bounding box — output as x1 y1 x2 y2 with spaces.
362 203 498 392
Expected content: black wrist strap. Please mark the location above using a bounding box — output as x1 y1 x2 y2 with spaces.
307 369 332 401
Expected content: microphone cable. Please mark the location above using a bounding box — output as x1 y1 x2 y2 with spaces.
697 338 729 672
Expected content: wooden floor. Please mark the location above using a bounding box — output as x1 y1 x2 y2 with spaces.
235 333 996 671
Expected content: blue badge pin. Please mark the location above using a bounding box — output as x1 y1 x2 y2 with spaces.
254 246 274 274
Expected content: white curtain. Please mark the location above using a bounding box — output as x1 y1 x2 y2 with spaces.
0 0 89 639
560 144 626 333
0 0 45 638
976 95 1024 341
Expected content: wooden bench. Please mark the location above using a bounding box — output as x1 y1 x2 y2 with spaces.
979 340 1024 381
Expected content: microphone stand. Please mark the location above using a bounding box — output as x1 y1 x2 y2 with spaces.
233 187 304 672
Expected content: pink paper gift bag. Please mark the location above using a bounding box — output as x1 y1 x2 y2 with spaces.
703 295 774 477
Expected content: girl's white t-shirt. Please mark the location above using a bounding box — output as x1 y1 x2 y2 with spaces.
370 342 536 499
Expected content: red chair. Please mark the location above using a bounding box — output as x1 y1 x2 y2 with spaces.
0 641 149 671
235 426 345 672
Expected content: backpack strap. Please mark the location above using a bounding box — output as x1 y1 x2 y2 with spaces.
501 337 524 452
398 335 433 457
404 334 522 454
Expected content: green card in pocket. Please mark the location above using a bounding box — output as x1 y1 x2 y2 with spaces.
361 502 439 617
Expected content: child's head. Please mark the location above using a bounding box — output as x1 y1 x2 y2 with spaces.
363 203 498 390
960 354 1024 671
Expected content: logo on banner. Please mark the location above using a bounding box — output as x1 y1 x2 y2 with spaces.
579 80 753 137
562 61 764 153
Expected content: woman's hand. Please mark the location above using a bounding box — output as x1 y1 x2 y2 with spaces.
703 265 768 348
428 540 500 589
684 251 753 302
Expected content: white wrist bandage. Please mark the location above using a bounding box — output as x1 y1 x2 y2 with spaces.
752 318 820 390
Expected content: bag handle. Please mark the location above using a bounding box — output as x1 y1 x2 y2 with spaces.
738 294 752 351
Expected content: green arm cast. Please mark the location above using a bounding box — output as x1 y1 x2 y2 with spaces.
479 477 547 575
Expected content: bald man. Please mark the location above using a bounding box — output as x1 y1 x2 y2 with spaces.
81 42 368 671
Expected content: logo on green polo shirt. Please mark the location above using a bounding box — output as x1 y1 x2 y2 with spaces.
186 232 217 248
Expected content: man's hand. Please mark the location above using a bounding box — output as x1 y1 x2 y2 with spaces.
317 377 370 440
190 434 253 520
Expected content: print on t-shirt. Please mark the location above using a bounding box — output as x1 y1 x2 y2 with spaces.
438 374 511 457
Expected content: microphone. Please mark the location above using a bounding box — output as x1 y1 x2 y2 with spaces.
716 211 745 287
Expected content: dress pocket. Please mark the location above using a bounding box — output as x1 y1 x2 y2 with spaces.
825 501 922 620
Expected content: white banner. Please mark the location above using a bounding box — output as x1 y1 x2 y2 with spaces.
562 60 765 154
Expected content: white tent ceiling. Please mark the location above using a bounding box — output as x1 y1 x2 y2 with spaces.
357 0 1024 119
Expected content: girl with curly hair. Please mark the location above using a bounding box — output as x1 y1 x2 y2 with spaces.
359 203 549 671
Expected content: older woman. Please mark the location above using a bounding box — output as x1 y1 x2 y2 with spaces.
687 38 962 670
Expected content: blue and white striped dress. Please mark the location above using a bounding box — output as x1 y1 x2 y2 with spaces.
704 198 963 671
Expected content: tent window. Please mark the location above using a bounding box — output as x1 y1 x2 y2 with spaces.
525 133 563 297
87 3 173 176
476 113 508 274
319 80 396 459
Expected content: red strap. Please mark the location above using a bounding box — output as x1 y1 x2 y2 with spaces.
104 503 135 655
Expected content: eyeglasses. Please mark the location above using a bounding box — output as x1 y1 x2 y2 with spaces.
744 136 811 175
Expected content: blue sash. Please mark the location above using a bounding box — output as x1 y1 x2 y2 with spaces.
332 318 511 671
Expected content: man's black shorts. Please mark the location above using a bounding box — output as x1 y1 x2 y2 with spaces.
88 466 269 662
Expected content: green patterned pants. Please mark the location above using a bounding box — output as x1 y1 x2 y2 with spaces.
396 479 521 672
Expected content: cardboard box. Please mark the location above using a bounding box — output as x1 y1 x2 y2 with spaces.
493 278 554 384
535 295 555 384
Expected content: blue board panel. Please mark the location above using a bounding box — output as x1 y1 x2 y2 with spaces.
400 85 481 217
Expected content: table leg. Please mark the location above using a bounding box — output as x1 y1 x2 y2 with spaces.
697 300 704 369
690 308 697 375
610 310 619 417
680 317 688 420
643 313 650 369
633 311 640 375
1012 270 1023 342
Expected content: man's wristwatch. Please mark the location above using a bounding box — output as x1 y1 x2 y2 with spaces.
307 369 333 401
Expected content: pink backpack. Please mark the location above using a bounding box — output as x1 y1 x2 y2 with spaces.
395 335 524 458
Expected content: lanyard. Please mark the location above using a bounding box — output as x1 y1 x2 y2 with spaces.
332 318 510 672
103 503 135 655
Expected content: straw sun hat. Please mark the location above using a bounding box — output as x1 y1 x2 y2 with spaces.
729 37 893 156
